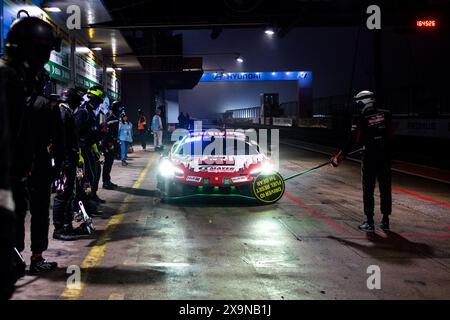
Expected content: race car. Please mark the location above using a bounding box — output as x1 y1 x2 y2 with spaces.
156 130 276 200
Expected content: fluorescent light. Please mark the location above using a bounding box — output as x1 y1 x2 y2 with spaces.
92 47 102 51
236 56 244 63
115 68 122 71
106 67 115 72
44 7 61 13
265 28 275 36
75 47 91 54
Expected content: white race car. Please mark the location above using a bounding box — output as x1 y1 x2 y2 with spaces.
157 131 275 200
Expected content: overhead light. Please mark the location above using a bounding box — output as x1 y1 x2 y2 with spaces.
115 68 122 71
75 47 91 54
44 7 61 13
236 55 244 63
106 67 115 72
87 9 94 24
265 28 275 36
91 47 102 51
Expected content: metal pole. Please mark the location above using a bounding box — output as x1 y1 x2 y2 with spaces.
283 148 363 182
373 29 383 106
347 27 361 109
69 35 76 88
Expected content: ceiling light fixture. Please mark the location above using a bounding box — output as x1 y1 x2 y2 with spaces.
44 7 61 13
75 47 91 54
265 28 275 36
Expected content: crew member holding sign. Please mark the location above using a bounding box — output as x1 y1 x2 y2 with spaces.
331 91 394 233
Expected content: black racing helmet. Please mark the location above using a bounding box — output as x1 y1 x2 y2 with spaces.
6 17 61 70
111 100 123 115
61 88 83 110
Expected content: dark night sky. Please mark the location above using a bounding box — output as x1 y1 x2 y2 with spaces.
177 27 448 118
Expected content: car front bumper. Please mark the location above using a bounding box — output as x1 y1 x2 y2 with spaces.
157 176 255 199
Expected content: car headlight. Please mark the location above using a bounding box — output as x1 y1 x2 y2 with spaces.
159 159 184 178
250 162 275 176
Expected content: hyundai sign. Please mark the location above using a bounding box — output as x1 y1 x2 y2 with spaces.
200 71 313 88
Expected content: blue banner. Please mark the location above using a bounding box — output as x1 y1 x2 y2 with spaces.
200 71 313 87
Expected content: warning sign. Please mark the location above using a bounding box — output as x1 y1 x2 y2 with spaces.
252 173 285 204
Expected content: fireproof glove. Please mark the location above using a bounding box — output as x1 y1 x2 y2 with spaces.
92 143 101 158
331 151 343 168
78 149 85 167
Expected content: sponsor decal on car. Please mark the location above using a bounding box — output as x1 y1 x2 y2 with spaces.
198 156 236 166
197 167 239 173
186 176 202 183
231 176 248 183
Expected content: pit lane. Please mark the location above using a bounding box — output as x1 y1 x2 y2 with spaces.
11 144 450 300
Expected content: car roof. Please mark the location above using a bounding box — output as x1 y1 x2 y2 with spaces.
183 130 257 141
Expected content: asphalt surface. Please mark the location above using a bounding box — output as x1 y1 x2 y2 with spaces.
12 144 450 300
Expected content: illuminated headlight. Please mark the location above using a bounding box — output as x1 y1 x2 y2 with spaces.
250 162 275 176
159 159 184 178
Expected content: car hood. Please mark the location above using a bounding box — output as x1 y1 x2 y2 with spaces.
172 154 266 173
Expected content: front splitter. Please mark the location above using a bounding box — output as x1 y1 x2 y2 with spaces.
161 193 259 202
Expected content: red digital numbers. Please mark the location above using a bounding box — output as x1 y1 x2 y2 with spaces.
416 20 437 28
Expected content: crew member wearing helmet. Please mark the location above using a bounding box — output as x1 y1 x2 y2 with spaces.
0 16 60 296
53 88 90 241
22 69 64 274
101 101 121 190
331 91 394 232
74 86 105 204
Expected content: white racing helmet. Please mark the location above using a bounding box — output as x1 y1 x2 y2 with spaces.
354 90 375 108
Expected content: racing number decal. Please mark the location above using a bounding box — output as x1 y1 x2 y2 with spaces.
252 173 285 204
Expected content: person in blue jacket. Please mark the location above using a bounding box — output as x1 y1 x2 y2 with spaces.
118 113 133 166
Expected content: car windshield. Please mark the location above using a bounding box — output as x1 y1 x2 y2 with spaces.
176 136 260 157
